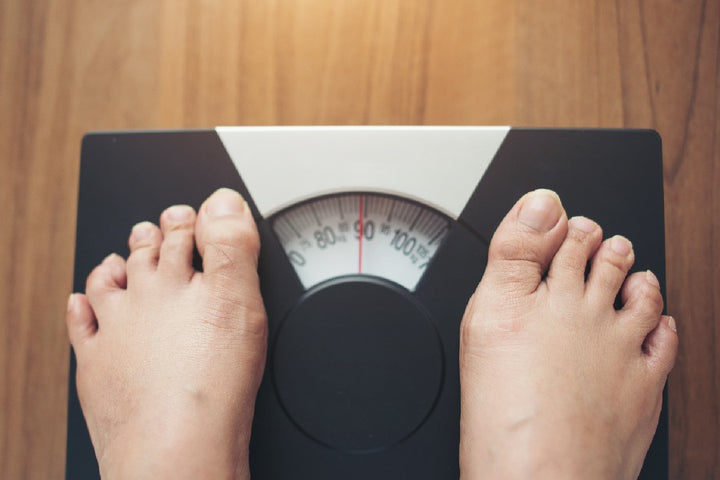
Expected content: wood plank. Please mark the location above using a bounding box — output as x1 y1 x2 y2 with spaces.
0 0 717 477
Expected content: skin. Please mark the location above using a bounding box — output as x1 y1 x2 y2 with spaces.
458 189 677 479
67 189 267 479
66 188 677 479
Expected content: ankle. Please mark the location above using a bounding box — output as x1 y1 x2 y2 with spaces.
460 421 623 480
99 415 250 480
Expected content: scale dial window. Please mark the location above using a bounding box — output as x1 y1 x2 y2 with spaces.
271 193 451 291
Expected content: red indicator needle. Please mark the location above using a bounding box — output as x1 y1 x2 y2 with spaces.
358 194 364 273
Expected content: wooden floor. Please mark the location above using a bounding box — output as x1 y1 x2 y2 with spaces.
1 0 717 477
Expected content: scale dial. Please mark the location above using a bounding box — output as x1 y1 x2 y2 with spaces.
271 193 451 291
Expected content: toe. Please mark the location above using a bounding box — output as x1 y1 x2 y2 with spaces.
194 188 261 284
483 189 568 295
126 221 162 277
84 253 127 320
66 293 97 349
620 270 652 305
85 253 127 309
586 235 635 306
194 189 265 334
546 216 603 294
643 315 678 378
619 270 665 337
158 205 197 282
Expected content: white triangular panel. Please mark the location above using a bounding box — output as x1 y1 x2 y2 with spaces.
215 126 510 219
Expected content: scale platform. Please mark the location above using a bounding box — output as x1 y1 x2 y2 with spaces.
67 127 668 479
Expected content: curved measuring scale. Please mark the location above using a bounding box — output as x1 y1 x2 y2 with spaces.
271 193 451 291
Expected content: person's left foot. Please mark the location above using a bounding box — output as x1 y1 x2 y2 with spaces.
66 188 267 479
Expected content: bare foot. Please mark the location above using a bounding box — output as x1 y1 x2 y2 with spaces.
66 188 267 479
459 189 677 479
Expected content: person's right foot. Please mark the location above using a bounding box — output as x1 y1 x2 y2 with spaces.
458 189 677 479
66 188 267 479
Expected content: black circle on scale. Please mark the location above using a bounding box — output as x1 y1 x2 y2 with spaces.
272 276 444 454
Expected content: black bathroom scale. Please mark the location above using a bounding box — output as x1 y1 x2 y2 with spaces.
67 127 668 479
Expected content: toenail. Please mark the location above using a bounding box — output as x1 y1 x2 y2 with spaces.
645 270 660 288
569 216 597 233
667 316 677 333
131 222 153 242
518 189 562 232
166 205 193 222
206 189 245 217
610 235 632 256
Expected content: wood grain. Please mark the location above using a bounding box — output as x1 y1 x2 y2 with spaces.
1 0 717 477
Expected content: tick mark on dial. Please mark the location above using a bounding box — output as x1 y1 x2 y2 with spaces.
428 224 448 245
285 217 302 238
310 205 322 226
387 200 396 222
408 209 422 231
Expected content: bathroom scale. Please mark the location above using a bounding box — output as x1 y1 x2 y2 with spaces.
67 127 668 479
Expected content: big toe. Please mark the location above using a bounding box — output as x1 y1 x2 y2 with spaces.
195 189 264 316
482 189 568 295
196 188 260 273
